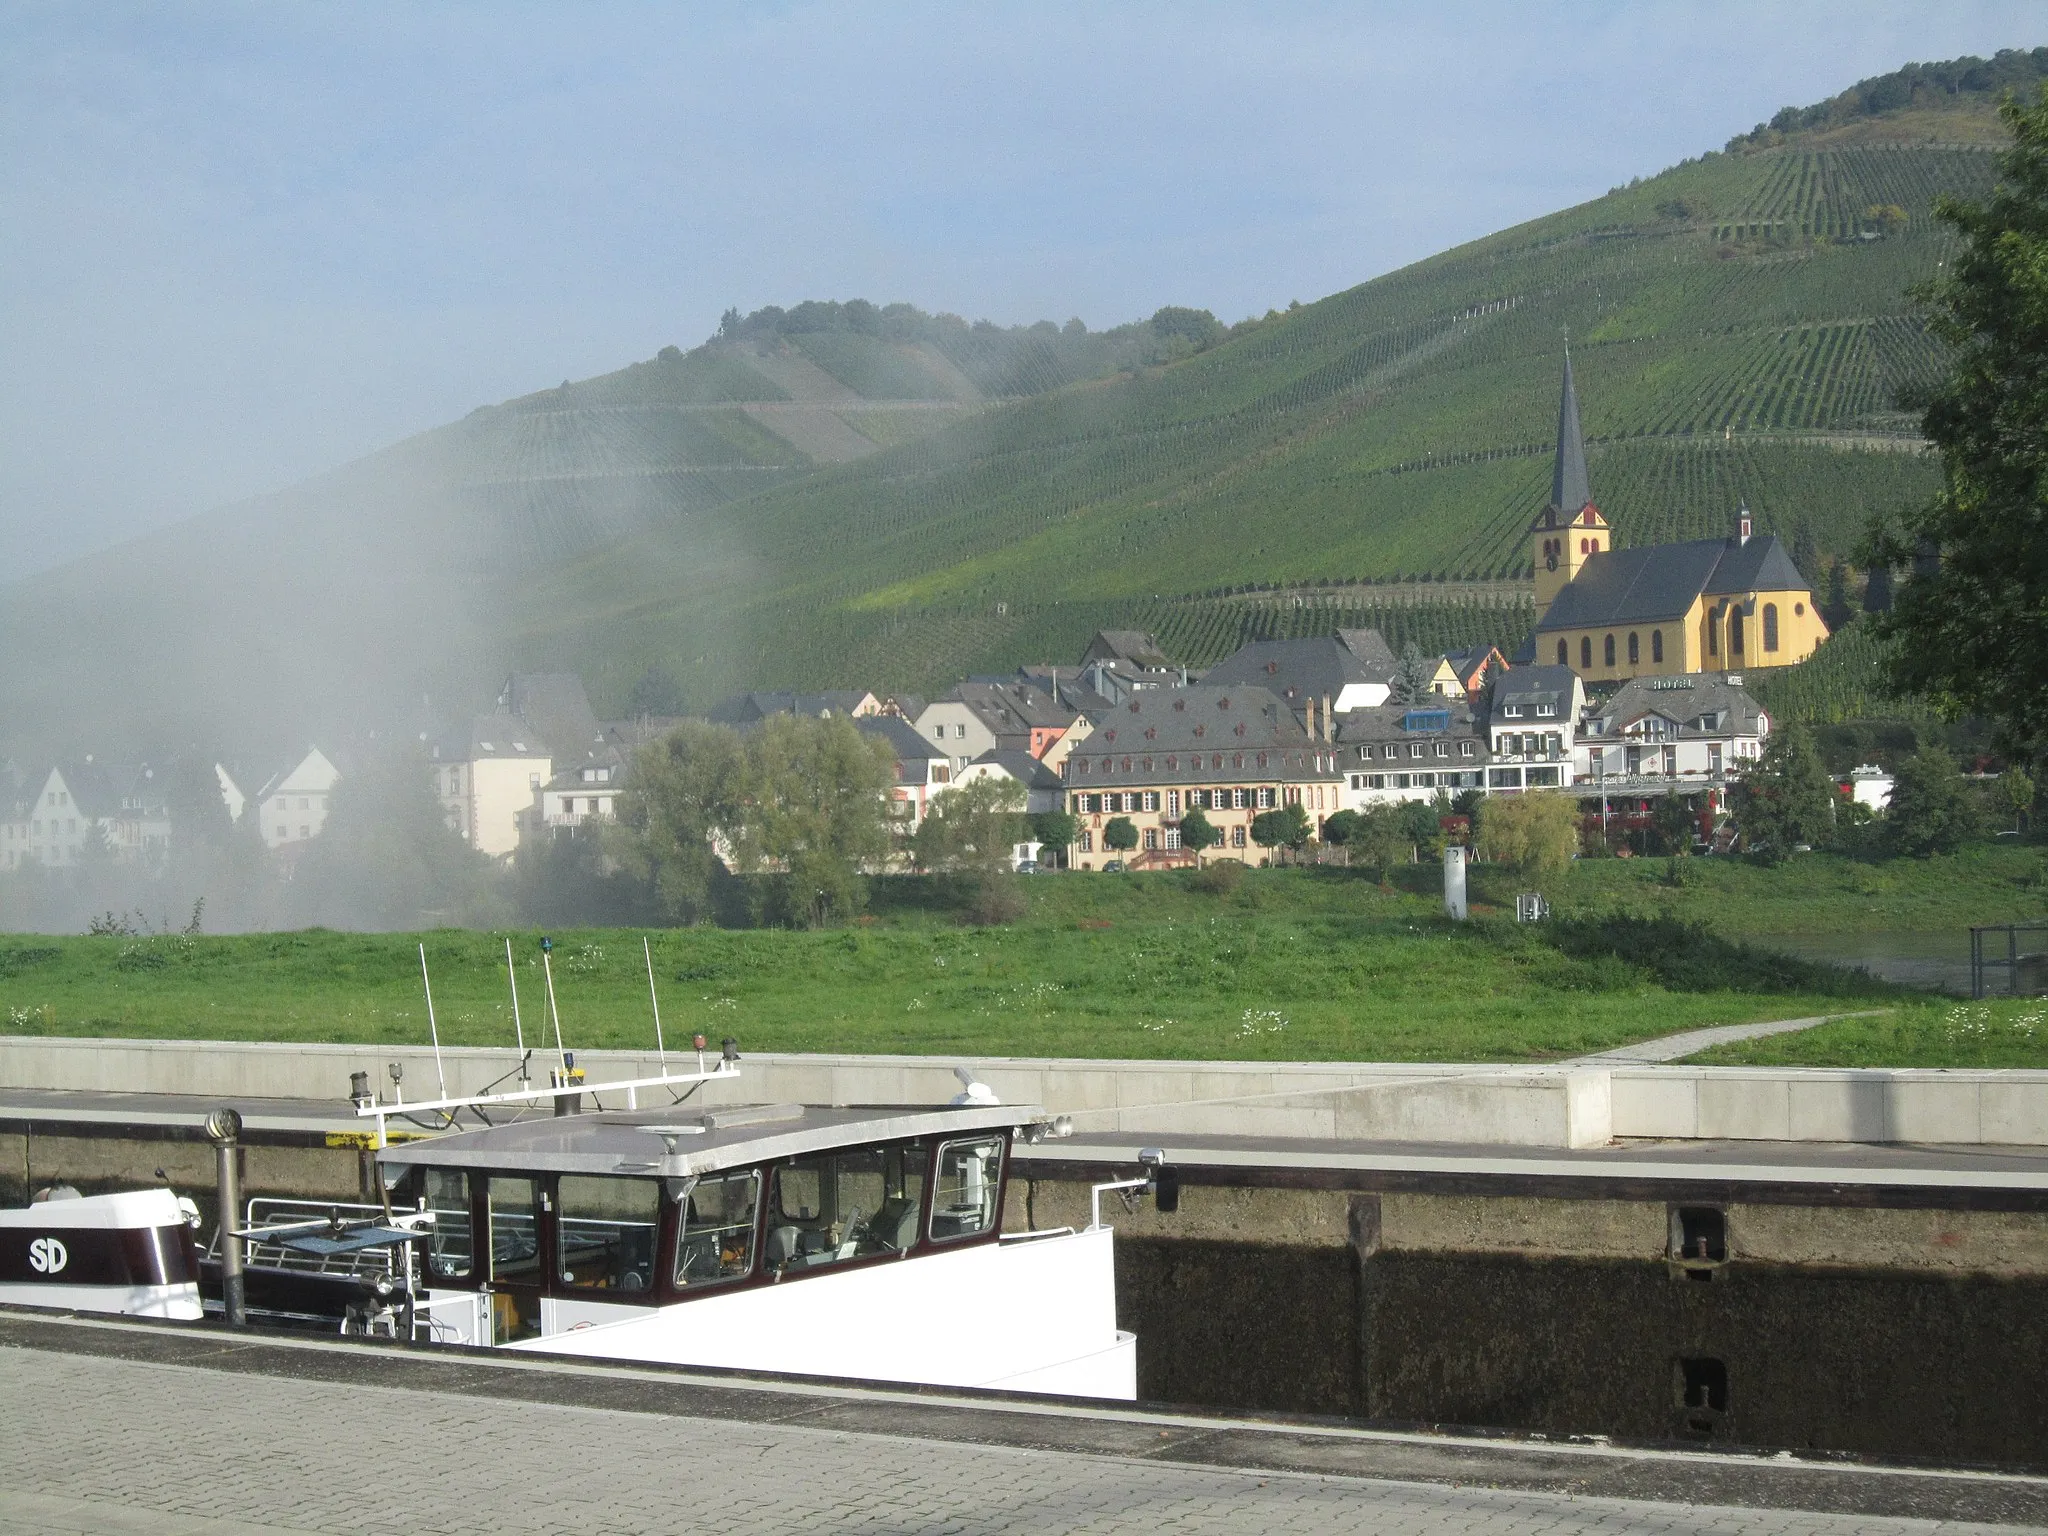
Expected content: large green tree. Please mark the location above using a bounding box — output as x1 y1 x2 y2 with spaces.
611 720 752 922
1734 722 1836 860
744 714 897 926
910 774 1027 877
1873 85 2048 755
1886 745 1980 856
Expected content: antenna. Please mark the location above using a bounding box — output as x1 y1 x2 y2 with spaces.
643 936 667 1071
417 943 448 1103
540 936 569 1076
504 937 529 1089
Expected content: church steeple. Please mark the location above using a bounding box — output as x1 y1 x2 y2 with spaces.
1528 348 1610 623
1552 348 1591 515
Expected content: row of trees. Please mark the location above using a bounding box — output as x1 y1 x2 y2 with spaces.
1734 723 2030 861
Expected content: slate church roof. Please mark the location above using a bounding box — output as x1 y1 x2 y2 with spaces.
1535 535 1811 631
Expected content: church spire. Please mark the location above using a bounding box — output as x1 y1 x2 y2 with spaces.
1550 349 1591 514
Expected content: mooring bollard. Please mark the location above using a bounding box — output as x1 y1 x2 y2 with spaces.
204 1107 246 1328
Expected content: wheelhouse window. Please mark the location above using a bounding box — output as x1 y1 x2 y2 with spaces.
487 1176 544 1285
766 1143 927 1275
557 1175 660 1293
423 1168 473 1280
675 1169 760 1288
930 1136 1004 1242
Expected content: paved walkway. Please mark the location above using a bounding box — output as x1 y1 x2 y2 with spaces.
1568 1011 1878 1066
0 1337 2036 1536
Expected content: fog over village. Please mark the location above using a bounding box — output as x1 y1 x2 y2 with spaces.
6 9 2048 1520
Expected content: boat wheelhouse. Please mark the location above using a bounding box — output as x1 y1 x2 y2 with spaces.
372 1101 1138 1399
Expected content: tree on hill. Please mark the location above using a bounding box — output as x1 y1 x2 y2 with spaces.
1886 745 1979 856
1388 643 1436 706
1101 817 1138 856
1872 84 2048 759
1734 722 1835 860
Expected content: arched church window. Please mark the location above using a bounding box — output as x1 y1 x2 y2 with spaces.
1555 640 1567 665
1627 632 1639 665
1603 634 1616 668
1730 610 1746 655
1580 636 1592 670
1763 603 1779 652
1651 630 1664 664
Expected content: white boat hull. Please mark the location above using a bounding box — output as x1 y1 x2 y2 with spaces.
473 1225 1135 1400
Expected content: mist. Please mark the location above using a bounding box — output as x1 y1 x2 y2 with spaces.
2 3 2042 932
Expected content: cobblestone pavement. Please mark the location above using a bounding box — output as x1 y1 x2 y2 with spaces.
0 1347 2032 1536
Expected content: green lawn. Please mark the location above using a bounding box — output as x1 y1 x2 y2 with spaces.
7 851 2045 1066
1688 998 2048 1070
0 868 1887 1064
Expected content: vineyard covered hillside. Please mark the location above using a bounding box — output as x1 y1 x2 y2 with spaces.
0 56 2033 756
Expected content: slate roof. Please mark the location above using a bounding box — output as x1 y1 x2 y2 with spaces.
1199 632 1396 710
1333 701 1490 761
437 717 550 762
950 680 1079 735
1535 535 1813 632
1588 674 1767 739
856 715 951 777
501 673 605 762
56 761 165 820
704 690 875 726
971 749 1066 791
1551 352 1592 514
1489 665 1580 723
1062 686 1341 789
1079 630 1171 669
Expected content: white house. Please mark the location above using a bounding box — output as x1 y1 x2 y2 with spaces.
537 760 624 832
255 748 342 853
434 721 550 858
1484 665 1585 793
1575 673 1769 793
954 749 1067 868
1334 702 1490 810
2 761 173 869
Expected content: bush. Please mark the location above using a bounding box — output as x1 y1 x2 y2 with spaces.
1887 746 1979 856
962 875 1027 927
1188 859 1243 896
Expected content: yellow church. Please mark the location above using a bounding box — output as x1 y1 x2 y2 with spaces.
1528 353 1827 684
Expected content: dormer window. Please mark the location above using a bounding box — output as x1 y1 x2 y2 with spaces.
1535 704 1555 718
1502 705 1521 719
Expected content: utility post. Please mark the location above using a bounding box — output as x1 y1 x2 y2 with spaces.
205 1107 246 1328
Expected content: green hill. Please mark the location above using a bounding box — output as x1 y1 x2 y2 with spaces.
3 51 2041 759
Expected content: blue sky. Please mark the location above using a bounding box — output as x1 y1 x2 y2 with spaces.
2 2 2041 571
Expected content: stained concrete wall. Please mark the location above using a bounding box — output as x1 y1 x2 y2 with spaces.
7 1035 2045 1146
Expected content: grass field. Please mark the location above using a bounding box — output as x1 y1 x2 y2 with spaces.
15 850 2033 1064
1689 997 2048 1070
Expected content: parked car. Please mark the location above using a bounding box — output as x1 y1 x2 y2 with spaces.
1101 859 1126 873
1014 860 1039 874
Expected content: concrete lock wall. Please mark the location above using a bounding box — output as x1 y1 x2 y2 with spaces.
1005 1177 2048 1464
5 1035 2046 1146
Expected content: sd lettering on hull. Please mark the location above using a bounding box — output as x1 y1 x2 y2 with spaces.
26 1237 67 1274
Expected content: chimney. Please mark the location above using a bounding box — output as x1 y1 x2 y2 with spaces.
1322 694 1333 741
1737 501 1752 546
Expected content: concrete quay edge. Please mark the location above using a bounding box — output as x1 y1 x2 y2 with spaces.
1 1305 2043 1525
2 1035 2044 1148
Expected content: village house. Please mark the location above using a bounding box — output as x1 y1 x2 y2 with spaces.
913 680 1082 772
0 760 173 869
254 748 341 854
1484 666 1585 793
435 722 549 857
1060 685 1345 868
1334 701 1490 809
856 714 955 835
1574 672 1770 792
951 749 1066 868
1430 644 1510 700
1527 353 1827 683
1199 630 1398 737
536 759 625 833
